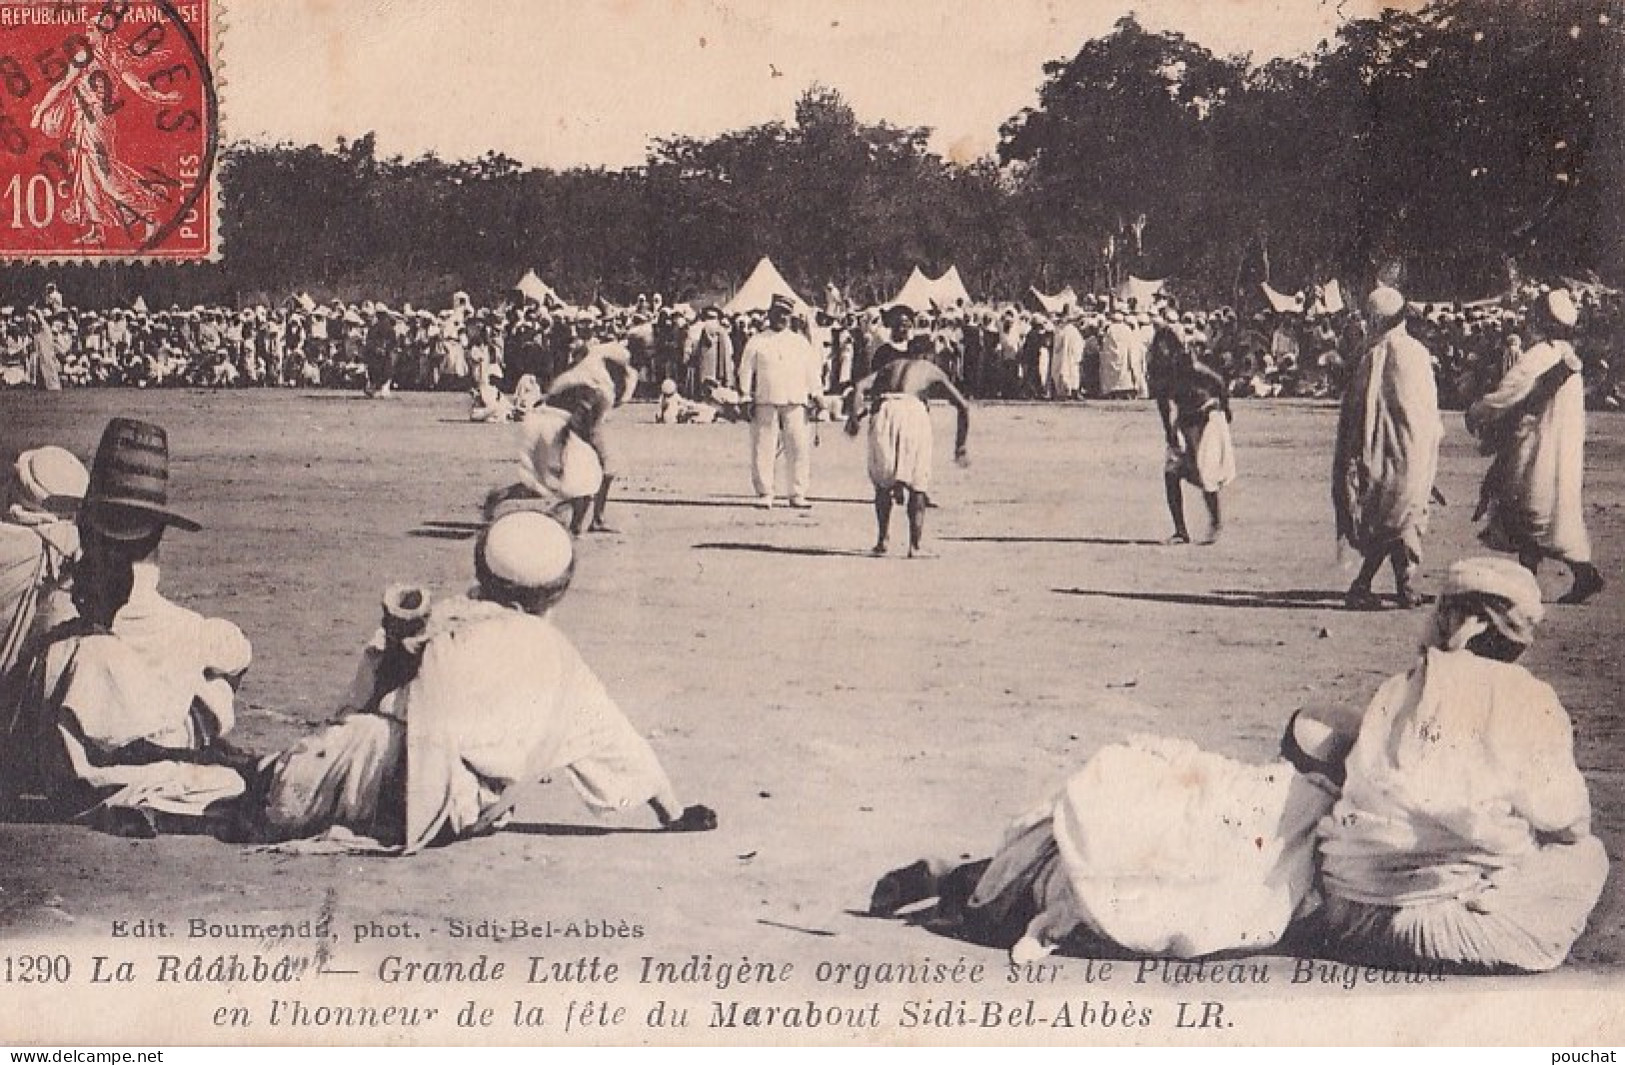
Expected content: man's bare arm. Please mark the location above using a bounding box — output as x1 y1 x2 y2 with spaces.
925 365 971 460
845 371 879 435
1156 396 1177 446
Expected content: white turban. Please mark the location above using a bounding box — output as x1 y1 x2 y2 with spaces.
1366 286 1405 320
1432 556 1545 649
475 511 575 614
1545 289 1579 328
9 445 88 525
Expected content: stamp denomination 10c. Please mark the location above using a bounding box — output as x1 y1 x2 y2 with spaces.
0 0 217 261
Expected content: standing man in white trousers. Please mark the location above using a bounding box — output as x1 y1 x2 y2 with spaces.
738 294 823 509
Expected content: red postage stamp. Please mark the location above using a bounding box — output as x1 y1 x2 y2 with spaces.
0 0 217 261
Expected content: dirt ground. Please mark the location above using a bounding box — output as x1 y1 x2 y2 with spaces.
1 389 1621 1043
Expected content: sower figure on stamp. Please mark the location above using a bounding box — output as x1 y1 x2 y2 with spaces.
845 337 970 558
29 22 183 247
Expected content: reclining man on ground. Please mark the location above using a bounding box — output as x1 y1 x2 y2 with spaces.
256 510 717 853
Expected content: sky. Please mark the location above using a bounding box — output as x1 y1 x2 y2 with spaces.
222 0 1381 169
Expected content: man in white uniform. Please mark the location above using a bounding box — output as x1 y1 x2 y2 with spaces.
738 294 822 509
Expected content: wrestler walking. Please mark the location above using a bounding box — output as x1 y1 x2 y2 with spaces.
846 354 970 557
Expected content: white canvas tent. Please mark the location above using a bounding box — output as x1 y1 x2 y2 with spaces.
1264 280 1343 315
1406 294 1505 315
1562 275 1622 299
513 269 561 307
893 266 974 312
891 267 937 312
130 296 149 313
1027 286 1078 316
1116 275 1167 308
724 257 811 316
1261 283 1304 314
933 265 972 308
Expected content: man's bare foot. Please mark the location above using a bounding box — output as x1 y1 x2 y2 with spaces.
586 521 617 534
907 547 938 559
871 541 888 556
1010 935 1058 965
663 804 718 832
1166 531 1192 545
869 859 938 916
1558 564 1605 605
1344 587 1383 611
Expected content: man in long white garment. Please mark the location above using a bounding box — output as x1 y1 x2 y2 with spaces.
1466 289 1604 604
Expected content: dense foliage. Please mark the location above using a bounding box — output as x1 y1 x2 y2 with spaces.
5 0 1619 309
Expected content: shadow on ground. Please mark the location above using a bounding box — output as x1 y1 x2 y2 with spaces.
1056 587 1355 611
694 542 875 558
945 535 1163 547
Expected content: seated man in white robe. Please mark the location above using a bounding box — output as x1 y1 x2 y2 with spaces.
258 511 716 852
1 418 255 836
1 549 252 833
872 558 1608 973
1315 557 1608 973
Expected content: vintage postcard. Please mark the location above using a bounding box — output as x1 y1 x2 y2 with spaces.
0 0 1621 1050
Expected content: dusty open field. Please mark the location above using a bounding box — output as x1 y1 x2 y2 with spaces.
0 389 1621 1043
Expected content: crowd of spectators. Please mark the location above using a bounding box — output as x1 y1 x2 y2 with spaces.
4 280 1621 411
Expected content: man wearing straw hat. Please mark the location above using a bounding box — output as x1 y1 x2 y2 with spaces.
0 419 255 836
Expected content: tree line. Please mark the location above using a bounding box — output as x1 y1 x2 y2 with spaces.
5 0 1620 311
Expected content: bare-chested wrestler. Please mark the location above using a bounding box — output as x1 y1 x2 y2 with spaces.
845 354 970 558
1148 308 1235 544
